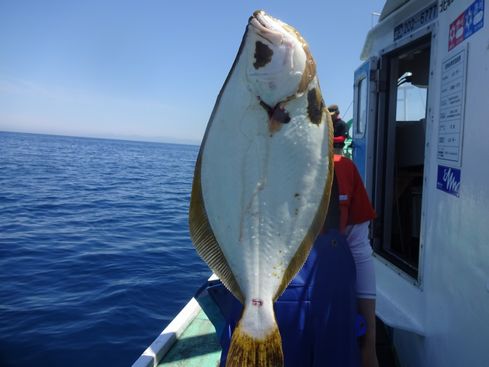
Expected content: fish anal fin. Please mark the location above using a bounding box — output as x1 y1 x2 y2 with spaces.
189 154 244 302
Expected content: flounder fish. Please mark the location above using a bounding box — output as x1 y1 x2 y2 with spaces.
189 10 333 367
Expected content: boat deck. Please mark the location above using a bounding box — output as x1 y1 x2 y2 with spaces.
153 308 398 367
132 276 397 367
157 309 221 367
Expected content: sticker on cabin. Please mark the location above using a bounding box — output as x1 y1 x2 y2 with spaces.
438 47 467 165
437 165 461 197
448 0 485 51
449 13 465 50
465 0 485 38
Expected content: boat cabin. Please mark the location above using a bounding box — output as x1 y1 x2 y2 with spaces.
352 0 489 365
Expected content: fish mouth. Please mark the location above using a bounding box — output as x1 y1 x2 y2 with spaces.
251 10 269 28
249 10 283 44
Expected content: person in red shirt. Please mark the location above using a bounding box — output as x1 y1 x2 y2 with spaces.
216 152 379 367
329 103 378 366
334 153 379 367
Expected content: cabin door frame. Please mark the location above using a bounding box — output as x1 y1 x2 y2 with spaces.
357 23 438 285
352 57 378 195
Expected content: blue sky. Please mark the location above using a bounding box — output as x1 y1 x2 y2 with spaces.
0 1 385 145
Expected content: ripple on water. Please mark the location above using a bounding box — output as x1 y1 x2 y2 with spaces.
0 132 209 367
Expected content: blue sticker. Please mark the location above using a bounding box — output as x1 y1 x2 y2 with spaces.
464 0 484 39
437 165 461 197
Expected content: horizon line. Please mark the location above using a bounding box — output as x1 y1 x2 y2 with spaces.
0 129 202 147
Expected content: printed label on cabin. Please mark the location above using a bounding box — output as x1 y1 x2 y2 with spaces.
448 0 485 51
438 47 467 165
437 165 461 197
394 3 438 41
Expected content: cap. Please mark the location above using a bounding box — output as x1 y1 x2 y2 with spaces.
333 135 346 149
333 136 346 144
327 104 339 115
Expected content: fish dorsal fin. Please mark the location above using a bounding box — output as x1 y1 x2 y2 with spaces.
189 154 244 303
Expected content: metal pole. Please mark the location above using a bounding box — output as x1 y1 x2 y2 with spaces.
371 12 381 28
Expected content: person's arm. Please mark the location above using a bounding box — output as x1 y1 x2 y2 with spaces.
358 298 378 367
345 222 379 367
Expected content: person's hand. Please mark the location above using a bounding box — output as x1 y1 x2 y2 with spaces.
357 299 379 367
360 339 379 367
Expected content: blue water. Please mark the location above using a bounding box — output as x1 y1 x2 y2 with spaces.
0 132 210 367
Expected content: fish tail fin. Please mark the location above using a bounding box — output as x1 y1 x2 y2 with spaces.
226 310 283 367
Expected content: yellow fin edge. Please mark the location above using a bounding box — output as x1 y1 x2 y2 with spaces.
189 154 244 302
226 317 284 367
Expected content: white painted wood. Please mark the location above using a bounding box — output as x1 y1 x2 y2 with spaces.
376 287 425 336
131 298 201 367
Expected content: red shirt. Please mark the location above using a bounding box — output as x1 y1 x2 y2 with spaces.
333 154 376 232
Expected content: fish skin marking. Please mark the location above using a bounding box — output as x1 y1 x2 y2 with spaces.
259 100 291 134
251 298 263 307
259 100 274 117
253 41 274 69
307 88 324 125
270 104 291 125
259 100 291 124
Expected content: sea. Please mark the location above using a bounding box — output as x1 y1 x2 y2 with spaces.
0 131 211 367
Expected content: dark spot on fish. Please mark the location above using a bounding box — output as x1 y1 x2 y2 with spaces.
294 193 300 198
254 41 273 69
271 104 291 125
259 99 291 134
295 208 299 215
307 88 324 125
259 99 273 117
259 100 291 124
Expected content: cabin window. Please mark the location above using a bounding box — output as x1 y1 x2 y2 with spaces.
396 72 428 121
356 77 367 138
372 35 431 279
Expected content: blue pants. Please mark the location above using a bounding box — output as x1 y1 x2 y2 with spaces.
206 230 360 367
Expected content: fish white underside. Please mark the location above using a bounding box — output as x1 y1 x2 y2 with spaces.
200 59 330 336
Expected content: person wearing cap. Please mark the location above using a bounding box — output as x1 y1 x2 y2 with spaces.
328 104 349 153
216 111 379 366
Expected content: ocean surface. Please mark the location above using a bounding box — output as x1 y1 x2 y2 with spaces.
0 132 210 367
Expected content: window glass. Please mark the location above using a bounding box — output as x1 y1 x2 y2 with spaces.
396 72 427 121
356 77 367 136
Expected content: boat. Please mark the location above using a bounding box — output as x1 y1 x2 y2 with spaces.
131 275 223 367
351 0 489 365
133 0 489 365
